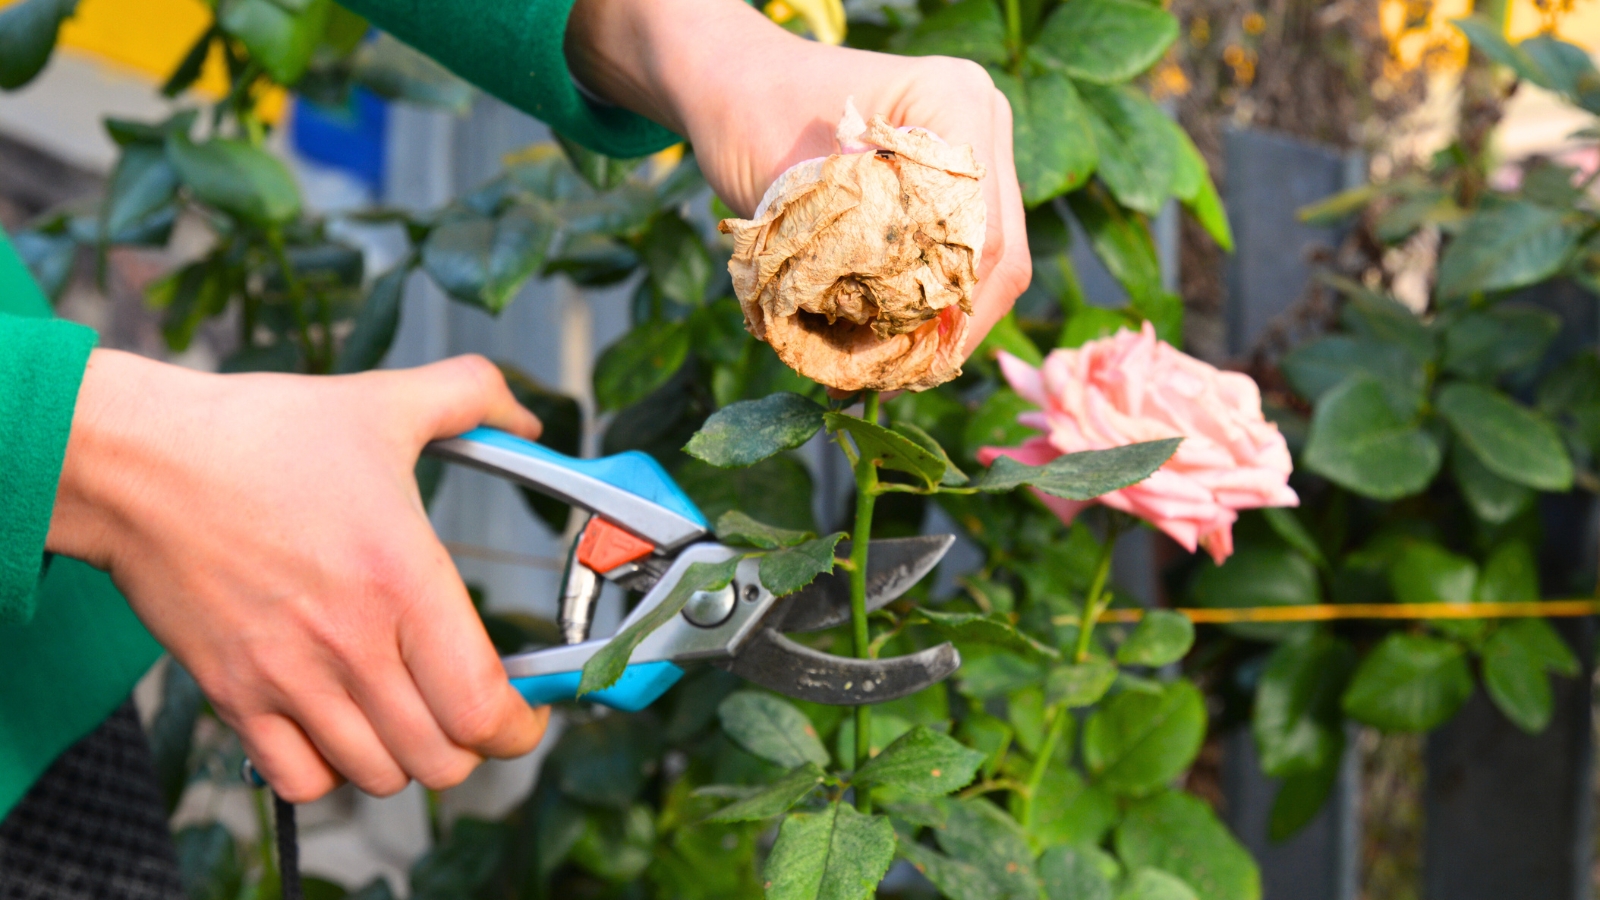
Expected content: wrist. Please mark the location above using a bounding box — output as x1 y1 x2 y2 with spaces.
45 350 198 568
567 0 807 139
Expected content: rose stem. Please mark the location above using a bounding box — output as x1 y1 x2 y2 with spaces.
849 390 880 813
1022 516 1123 828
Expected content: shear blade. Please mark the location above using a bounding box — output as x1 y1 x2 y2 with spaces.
717 628 961 705
770 534 955 634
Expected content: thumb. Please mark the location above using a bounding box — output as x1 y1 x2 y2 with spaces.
389 354 544 444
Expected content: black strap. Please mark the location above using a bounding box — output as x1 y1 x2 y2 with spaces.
274 791 302 900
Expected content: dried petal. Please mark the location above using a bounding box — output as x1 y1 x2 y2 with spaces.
719 102 986 392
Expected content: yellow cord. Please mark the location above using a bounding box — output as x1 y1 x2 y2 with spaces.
1059 599 1600 625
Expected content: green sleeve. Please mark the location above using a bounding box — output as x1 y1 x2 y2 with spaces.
341 0 681 158
0 313 97 624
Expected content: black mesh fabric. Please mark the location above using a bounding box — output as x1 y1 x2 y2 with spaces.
0 701 183 900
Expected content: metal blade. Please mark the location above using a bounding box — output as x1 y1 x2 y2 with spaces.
768 535 955 634
717 628 961 705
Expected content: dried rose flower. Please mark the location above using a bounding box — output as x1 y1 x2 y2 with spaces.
718 100 986 392
978 322 1299 563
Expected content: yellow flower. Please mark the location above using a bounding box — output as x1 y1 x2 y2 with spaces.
1243 11 1266 34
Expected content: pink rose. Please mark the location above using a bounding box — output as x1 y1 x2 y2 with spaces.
977 321 1297 563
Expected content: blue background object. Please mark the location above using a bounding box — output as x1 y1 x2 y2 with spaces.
291 88 389 194
511 661 685 712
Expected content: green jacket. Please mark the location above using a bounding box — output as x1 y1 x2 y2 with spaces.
0 0 676 819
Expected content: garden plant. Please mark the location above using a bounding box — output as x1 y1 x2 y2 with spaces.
5 0 1598 897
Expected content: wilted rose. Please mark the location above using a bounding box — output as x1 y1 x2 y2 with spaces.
718 100 986 392
978 322 1297 563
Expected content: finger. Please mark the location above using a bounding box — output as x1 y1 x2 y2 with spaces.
346 658 487 791
965 91 1030 356
392 354 543 444
234 713 342 803
397 553 548 758
290 689 411 796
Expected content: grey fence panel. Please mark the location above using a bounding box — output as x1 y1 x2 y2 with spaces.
1223 128 1364 356
1223 726 1360 900
1219 127 1366 898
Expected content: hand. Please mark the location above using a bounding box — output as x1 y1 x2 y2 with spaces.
47 351 549 802
568 0 1031 354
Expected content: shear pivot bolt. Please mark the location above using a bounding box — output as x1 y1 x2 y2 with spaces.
683 584 737 628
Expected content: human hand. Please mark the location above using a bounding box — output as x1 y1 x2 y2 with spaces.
47 351 549 802
568 0 1031 355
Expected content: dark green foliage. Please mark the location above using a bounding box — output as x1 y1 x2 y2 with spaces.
578 557 742 695
686 393 827 467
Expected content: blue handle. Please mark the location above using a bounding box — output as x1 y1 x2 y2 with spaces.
511 661 685 712
457 428 707 529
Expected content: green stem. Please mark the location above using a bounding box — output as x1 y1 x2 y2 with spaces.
1003 0 1024 75
1019 700 1072 828
849 391 880 813
1073 517 1122 664
249 786 275 874
266 229 317 371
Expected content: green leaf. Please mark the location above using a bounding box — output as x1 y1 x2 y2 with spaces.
852 726 987 796
1078 83 1178 215
718 691 831 768
761 532 845 597
336 261 410 374
826 412 949 489
578 557 741 695
1495 617 1579 676
894 422 968 486
351 33 474 113
991 69 1098 205
174 823 243 900
928 798 1042 899
555 131 643 192
763 803 897 900
973 309 1045 367
686 393 827 467
1389 540 1477 602
1029 768 1119 848
1118 868 1199 900
895 0 1007 65
1032 0 1178 82
1435 382 1573 491
1476 540 1539 605
973 438 1180 499
421 204 558 313
1268 762 1340 843
1039 845 1116 900
0 0 75 90
1341 633 1474 732
1252 634 1355 777
1117 610 1194 667
1116 791 1261 900
716 510 814 549
963 388 1038 459
896 839 998 900
1435 203 1581 301
1047 657 1119 708
1333 282 1436 363
218 0 330 84
569 804 655 883
835 713 914 765
1066 184 1163 307
1302 374 1441 500
1281 336 1425 415
166 133 301 226
1442 306 1560 381
1482 622 1555 733
149 258 231 353
640 210 712 307
912 607 1059 660
161 25 214 97
1262 507 1328 570
1189 545 1320 643
592 320 691 411
410 818 507 898
149 662 202 814
679 454 817 533
1165 119 1232 251
1450 14 1554 88
1451 443 1534 524
705 763 826 822
1083 680 1207 795
103 143 180 245
12 227 74 301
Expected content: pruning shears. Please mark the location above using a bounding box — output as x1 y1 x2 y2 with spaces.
426 428 962 712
